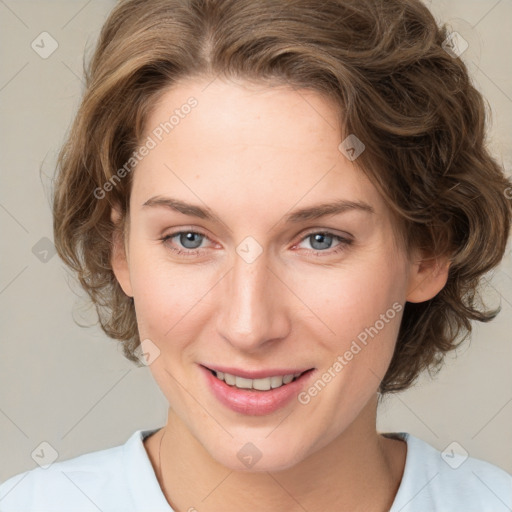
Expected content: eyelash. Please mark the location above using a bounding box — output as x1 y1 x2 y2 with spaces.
160 229 353 258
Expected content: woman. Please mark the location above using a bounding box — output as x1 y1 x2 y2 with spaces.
1 0 511 510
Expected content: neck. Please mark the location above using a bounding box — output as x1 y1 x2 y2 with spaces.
145 395 406 512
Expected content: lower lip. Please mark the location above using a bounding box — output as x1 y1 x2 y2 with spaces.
200 365 315 416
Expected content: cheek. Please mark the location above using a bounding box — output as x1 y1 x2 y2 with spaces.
306 259 404 336
128 250 211 342
128 232 407 363
305 258 406 389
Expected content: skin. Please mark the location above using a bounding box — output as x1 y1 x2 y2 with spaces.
111 77 450 512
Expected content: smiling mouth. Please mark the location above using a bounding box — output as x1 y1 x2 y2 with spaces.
205 367 314 391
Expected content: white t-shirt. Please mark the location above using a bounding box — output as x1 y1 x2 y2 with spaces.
1 429 511 511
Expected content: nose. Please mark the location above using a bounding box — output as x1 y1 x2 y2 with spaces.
215 247 291 353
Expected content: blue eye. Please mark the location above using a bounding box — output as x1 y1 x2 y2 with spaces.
161 230 352 258
161 231 209 257
296 231 352 256
171 232 204 250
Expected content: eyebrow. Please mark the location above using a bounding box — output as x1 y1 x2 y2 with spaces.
141 195 375 225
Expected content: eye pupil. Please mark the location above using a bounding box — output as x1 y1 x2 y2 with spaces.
180 232 203 249
310 233 332 250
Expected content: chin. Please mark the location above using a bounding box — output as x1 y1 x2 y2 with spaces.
206 436 311 473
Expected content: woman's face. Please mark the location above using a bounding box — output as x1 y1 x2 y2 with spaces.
114 77 421 471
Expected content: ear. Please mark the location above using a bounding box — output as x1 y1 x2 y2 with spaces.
406 249 451 303
111 205 133 298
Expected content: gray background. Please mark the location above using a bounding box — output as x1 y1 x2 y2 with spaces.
1 0 511 482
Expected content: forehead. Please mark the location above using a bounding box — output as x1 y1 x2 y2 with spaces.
143 77 343 155
131 77 385 217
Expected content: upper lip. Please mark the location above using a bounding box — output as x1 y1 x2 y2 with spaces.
201 364 314 380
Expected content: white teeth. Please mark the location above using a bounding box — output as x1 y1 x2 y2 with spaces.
224 373 236 385
235 376 253 389
270 375 283 389
253 377 272 391
213 370 303 390
282 374 294 384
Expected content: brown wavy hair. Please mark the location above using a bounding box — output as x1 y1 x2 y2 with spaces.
52 0 512 394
